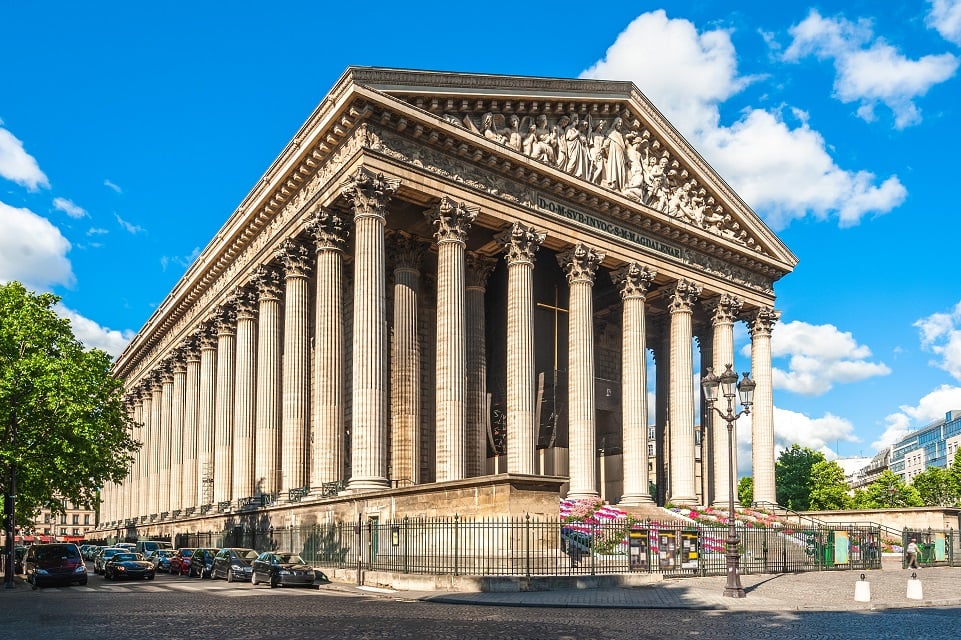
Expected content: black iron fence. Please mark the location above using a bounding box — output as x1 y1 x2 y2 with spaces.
902 528 961 568
176 517 896 578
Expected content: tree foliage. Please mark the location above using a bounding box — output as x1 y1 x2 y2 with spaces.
0 282 140 527
911 465 959 507
852 469 922 509
775 444 826 511
808 460 852 510
737 476 753 506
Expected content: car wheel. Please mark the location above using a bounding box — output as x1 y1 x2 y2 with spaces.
270 577 278 589
226 568 234 583
251 572 259 586
148 575 155 581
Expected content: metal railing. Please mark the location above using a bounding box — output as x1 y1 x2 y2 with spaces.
902 528 960 567
177 517 897 578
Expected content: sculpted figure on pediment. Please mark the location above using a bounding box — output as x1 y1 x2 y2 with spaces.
564 116 591 179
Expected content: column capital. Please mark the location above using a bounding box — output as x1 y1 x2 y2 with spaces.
611 262 656 300
305 206 349 252
667 279 702 313
197 324 218 350
232 288 258 321
342 166 399 219
427 196 477 244
276 239 312 279
747 306 780 337
558 242 605 285
466 252 497 288
252 264 284 302
387 231 428 271
213 304 237 336
707 293 743 325
496 222 545 266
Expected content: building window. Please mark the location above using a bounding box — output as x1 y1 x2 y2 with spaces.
72 514 79 525
60 528 67 536
84 515 90 525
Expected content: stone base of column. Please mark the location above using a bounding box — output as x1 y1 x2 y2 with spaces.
668 495 698 506
346 477 391 493
566 491 600 500
617 494 655 506
712 500 741 510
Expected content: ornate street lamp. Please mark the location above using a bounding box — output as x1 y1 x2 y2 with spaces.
702 363 755 598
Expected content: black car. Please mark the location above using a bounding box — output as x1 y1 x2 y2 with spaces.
103 552 155 581
210 547 258 582
23 543 88 588
93 547 126 574
250 552 319 588
187 548 219 578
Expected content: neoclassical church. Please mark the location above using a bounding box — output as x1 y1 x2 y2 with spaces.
99 67 796 539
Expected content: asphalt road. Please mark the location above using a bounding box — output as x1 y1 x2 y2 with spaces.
2 567 960 640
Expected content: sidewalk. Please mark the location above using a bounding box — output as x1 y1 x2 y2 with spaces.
340 558 961 611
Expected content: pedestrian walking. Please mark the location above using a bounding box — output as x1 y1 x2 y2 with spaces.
906 538 920 569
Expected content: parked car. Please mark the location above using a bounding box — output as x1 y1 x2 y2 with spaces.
135 540 173 557
93 547 126 574
168 548 194 576
103 552 155 581
146 548 176 572
210 547 258 582
82 545 104 561
250 552 317 588
23 543 88 588
187 548 219 578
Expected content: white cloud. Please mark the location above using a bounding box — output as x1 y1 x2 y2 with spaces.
0 200 74 289
87 227 109 236
874 384 961 450
761 320 891 395
115 213 144 234
579 10 905 229
785 10 958 129
53 196 88 219
734 408 858 475
160 247 200 273
104 179 122 193
914 300 961 380
927 0 961 45
0 119 49 191
54 303 133 358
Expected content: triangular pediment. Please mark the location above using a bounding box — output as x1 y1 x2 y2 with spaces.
336 66 797 276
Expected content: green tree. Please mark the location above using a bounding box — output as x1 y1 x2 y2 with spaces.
775 444 826 510
947 448 961 504
1 282 139 534
737 476 753 506
808 460 852 510
911 466 958 507
852 469 922 509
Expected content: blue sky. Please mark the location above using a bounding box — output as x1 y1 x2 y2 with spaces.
3 1 961 471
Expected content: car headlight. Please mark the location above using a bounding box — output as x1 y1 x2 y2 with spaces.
279 570 291 575
116 566 125 571
74 565 86 573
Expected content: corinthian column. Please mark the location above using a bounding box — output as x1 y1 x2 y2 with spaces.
232 289 258 501
611 263 656 505
667 279 701 506
427 196 477 482
253 265 283 497
748 307 780 505
388 232 425 486
132 391 145 518
196 327 218 509
306 207 349 489
344 167 398 492
149 374 163 516
496 223 544 475
169 357 187 514
708 294 743 509
277 240 312 495
559 243 605 499
466 252 496 478
213 304 237 506
182 340 201 511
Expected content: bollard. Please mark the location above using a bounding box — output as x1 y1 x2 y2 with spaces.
906 571 923 600
854 573 871 602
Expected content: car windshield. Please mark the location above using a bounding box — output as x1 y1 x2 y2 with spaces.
235 549 258 560
276 554 305 564
114 553 138 562
102 549 122 557
180 549 193 557
36 545 79 561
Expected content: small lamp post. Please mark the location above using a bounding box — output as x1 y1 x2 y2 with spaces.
702 363 755 598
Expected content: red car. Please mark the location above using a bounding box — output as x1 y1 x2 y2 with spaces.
168 548 194 576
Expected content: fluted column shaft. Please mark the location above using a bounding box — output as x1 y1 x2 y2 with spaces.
197 331 218 507
307 209 348 489
389 233 423 486
233 292 258 500
709 295 742 508
466 253 496 478
278 241 311 494
158 372 173 515
345 168 397 491
560 243 605 499
613 264 656 505
139 392 153 518
499 223 544 475
182 345 201 510
667 280 701 506
169 361 187 514
214 308 237 505
149 382 163 515
750 308 779 505
254 267 283 497
127 398 142 520
429 197 476 482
